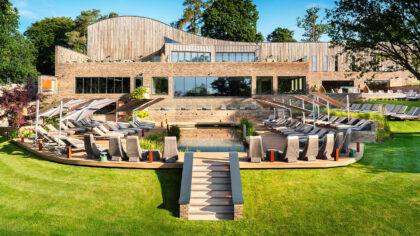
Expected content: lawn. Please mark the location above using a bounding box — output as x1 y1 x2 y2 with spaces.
358 99 420 109
388 121 420 133
0 135 419 235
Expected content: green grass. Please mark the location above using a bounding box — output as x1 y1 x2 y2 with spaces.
389 121 420 133
0 135 419 235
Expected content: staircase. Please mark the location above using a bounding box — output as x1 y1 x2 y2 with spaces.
188 157 234 220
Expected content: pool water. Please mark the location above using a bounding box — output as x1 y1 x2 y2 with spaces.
178 127 245 152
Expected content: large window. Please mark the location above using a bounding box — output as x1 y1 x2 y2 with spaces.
171 51 211 62
174 76 251 97
75 77 130 94
322 80 354 93
215 52 256 62
256 76 273 95
135 77 143 88
278 76 306 94
152 77 168 95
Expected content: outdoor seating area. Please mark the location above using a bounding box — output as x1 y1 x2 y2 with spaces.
345 103 420 120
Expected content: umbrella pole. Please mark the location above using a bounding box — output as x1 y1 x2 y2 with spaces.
346 95 350 120
34 99 40 143
301 99 305 123
58 100 63 150
312 99 316 128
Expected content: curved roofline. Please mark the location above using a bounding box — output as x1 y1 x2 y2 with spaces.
88 15 263 45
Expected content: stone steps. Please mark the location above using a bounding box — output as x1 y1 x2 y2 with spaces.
188 158 234 220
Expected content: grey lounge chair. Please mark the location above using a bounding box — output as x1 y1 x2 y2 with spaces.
299 135 318 161
352 120 372 131
248 136 264 163
317 133 334 160
341 129 352 155
105 122 136 135
163 136 178 163
84 134 106 160
92 127 125 139
278 136 299 163
109 136 127 162
126 136 143 162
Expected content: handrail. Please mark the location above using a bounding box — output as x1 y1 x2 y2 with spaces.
229 152 244 204
179 152 194 204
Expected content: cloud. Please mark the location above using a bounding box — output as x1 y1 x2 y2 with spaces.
19 9 39 20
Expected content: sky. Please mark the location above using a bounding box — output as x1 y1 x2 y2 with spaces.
11 0 335 41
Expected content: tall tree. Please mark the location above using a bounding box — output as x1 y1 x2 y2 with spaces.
24 17 74 75
267 27 296 42
297 6 328 42
201 0 263 42
173 0 208 34
66 9 118 54
327 0 420 80
0 0 37 84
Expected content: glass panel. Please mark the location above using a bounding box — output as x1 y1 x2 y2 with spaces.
135 77 143 88
178 52 185 62
83 77 92 93
91 77 99 93
122 77 130 93
278 76 306 94
243 53 249 62
229 53 235 62
107 78 115 93
191 52 198 62
335 55 339 71
185 52 192 62
249 53 256 62
76 78 83 93
174 77 185 97
195 77 207 95
152 77 168 94
216 53 223 62
222 53 229 62
256 76 273 95
171 52 178 62
207 77 217 95
205 53 211 62
114 78 122 93
99 77 107 93
184 77 196 96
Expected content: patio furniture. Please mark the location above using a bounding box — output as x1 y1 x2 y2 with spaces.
278 136 299 163
92 127 124 139
109 136 127 162
163 136 178 163
84 134 107 160
317 133 334 160
299 135 318 161
248 136 264 163
126 136 143 162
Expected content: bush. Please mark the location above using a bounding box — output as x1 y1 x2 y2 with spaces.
18 127 34 138
240 118 257 136
167 125 181 140
133 110 149 119
130 86 148 100
139 133 164 151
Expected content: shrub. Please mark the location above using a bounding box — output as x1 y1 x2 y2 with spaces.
130 86 148 100
139 133 164 151
133 110 149 119
18 127 34 138
0 86 34 129
167 125 181 140
240 118 257 136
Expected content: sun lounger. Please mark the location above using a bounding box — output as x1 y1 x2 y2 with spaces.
92 127 124 139
328 117 347 127
84 134 107 160
317 133 334 160
299 135 318 161
278 136 299 163
391 107 419 120
105 122 136 135
361 104 373 111
109 136 127 161
341 129 352 155
396 105 408 114
352 120 372 131
163 136 178 163
248 136 264 163
125 136 144 162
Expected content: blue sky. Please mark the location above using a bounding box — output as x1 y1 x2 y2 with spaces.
12 0 335 41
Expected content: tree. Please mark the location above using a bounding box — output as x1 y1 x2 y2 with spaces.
327 0 420 80
297 6 328 42
267 27 296 42
0 0 37 83
66 9 118 54
201 0 263 42
173 0 208 34
0 85 34 128
24 17 75 75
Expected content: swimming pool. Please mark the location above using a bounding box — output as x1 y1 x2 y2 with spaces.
178 127 245 152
